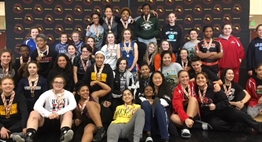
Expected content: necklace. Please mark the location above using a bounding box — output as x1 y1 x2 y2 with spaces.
1 91 15 119
28 75 39 97
81 56 89 71
182 85 192 99
125 104 137 115
105 16 113 32
223 83 232 96
123 41 131 58
181 60 188 70
1 64 9 77
78 97 90 115
203 38 213 53
94 64 104 81
53 89 65 110
198 85 207 103
37 45 49 57
20 56 31 65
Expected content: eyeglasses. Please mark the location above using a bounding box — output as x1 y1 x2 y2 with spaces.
53 81 64 85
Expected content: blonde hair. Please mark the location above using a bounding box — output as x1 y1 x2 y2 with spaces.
143 42 158 65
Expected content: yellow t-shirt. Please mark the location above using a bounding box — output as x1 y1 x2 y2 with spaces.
111 104 141 124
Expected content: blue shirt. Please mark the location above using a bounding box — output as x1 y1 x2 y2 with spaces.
23 38 37 54
55 42 68 54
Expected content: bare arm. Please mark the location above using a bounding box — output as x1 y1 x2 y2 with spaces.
73 66 78 84
195 51 215 59
213 79 223 85
91 81 112 101
117 44 121 59
208 52 223 59
129 43 139 71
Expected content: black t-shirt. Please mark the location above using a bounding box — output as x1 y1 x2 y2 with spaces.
188 67 219 81
196 40 222 63
222 81 243 101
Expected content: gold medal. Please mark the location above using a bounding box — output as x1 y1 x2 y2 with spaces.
31 93 35 97
6 113 10 119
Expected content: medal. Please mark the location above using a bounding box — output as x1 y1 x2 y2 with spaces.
31 93 35 97
203 38 213 53
206 50 210 53
126 54 129 58
6 113 10 119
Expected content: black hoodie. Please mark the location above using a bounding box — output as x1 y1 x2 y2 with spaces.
246 37 262 71
161 24 182 54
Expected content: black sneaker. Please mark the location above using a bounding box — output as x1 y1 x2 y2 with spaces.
195 120 213 130
25 132 34 142
93 127 106 142
60 129 74 142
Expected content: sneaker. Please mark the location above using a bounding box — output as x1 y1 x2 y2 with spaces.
12 132 25 142
25 132 34 142
60 129 74 142
195 120 213 130
181 128 191 138
145 136 153 142
93 127 106 142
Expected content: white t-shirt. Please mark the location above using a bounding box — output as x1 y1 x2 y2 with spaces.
101 44 117 70
161 63 183 90
33 89 76 117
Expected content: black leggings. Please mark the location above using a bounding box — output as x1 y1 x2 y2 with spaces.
204 107 262 132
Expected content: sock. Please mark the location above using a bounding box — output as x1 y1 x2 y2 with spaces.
61 126 70 134
26 128 37 138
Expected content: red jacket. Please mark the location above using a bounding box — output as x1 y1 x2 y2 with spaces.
246 77 259 107
172 82 196 123
217 35 245 69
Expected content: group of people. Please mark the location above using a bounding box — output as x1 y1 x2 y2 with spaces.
1 2 262 142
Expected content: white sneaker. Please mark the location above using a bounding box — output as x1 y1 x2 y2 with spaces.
145 136 153 142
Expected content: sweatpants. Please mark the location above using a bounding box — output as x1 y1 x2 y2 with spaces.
204 107 262 132
247 104 262 118
107 109 145 142
141 101 169 140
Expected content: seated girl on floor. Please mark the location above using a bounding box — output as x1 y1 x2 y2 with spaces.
107 89 145 142
73 80 111 142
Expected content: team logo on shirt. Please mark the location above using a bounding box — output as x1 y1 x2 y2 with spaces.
175 5 183 15
55 24 64 34
232 4 242 14
156 6 165 16
44 14 54 24
74 5 83 15
142 21 153 31
203 0 213 4
83 0 92 6
63 0 73 5
223 14 232 23
165 0 174 5
203 14 212 24
222 0 232 4
102 0 112 5
232 24 241 33
43 0 53 4
24 14 34 24
213 4 222 14
23 0 33 4
64 14 74 24
36 24 44 33
0 104 18 115
184 14 193 24
184 0 193 5
74 25 83 34
194 4 203 15
13 3 23 14
34 4 43 15
84 15 92 25
47 34 55 44
54 4 64 15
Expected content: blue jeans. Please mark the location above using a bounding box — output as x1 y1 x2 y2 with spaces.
141 101 169 140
